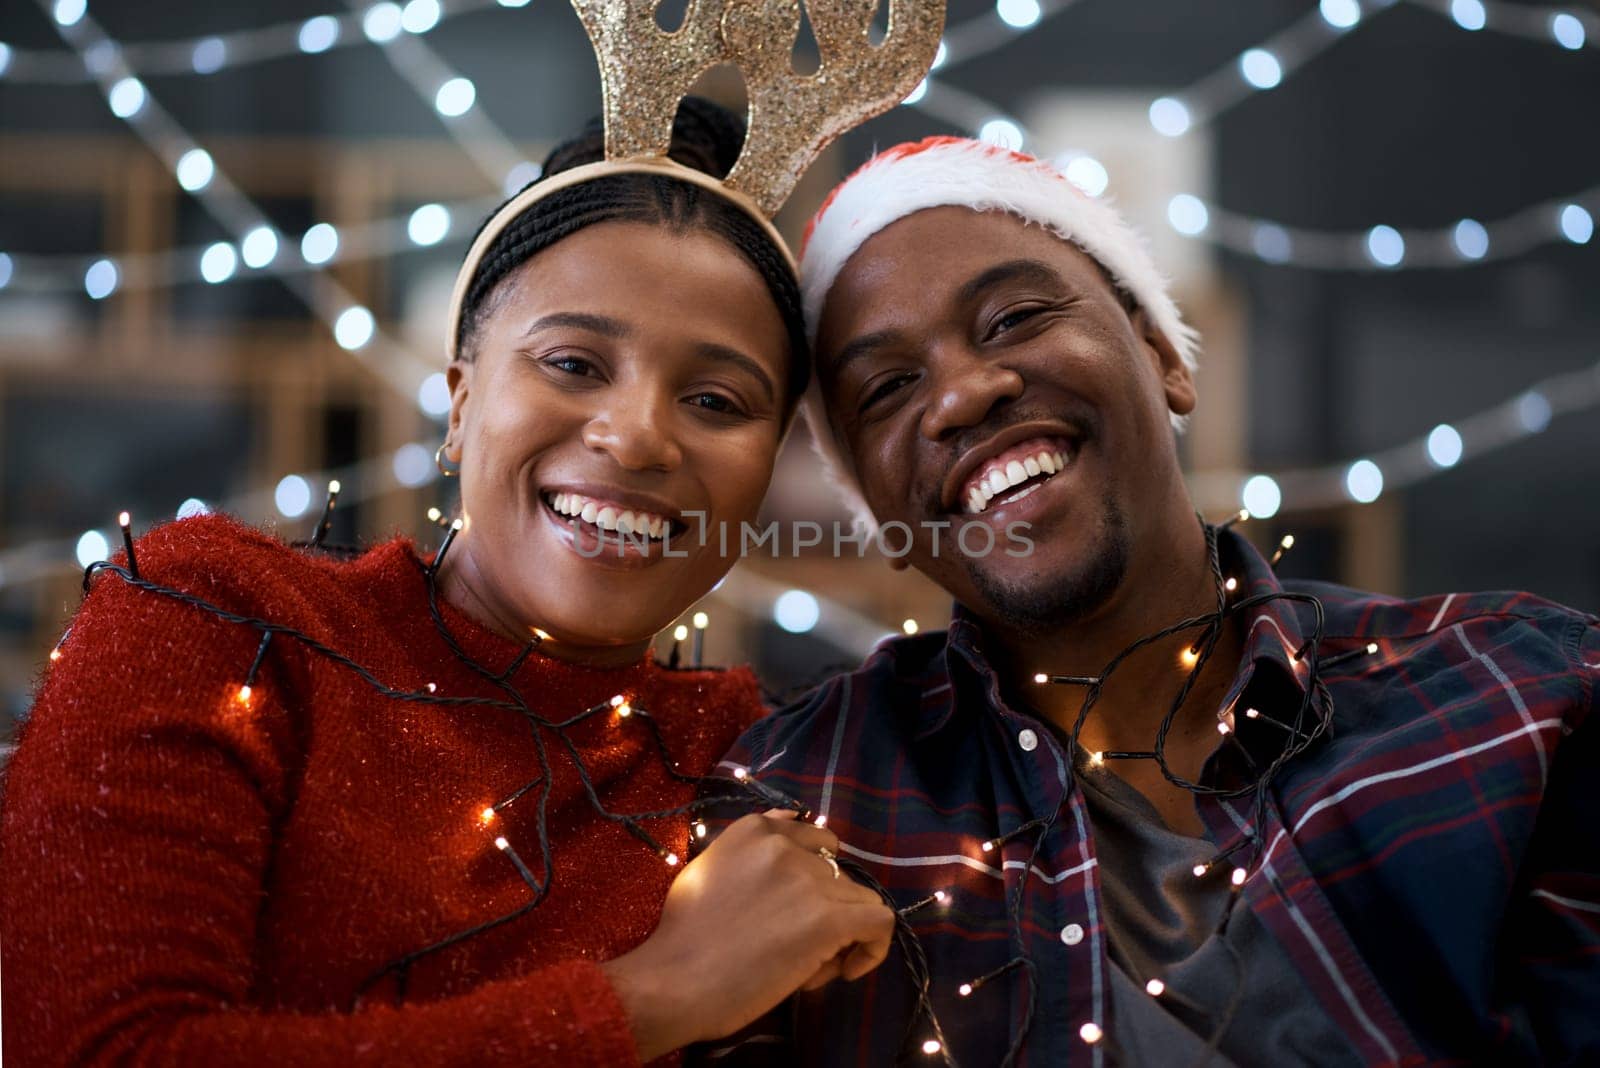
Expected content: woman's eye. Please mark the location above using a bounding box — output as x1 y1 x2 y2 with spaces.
545 354 598 377
687 392 742 416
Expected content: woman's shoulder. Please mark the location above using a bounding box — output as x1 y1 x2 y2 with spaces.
87 512 423 636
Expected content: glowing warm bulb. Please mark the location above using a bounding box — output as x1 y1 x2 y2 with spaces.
1231 867 1248 886
1236 508 1250 523
1033 672 1048 684
980 840 994 852
664 852 680 867
692 612 709 630
694 821 707 839
673 625 689 641
118 510 131 527
427 507 442 522
814 814 827 828
1180 647 1199 668
426 682 437 693
1193 863 1209 878
1245 707 1260 719
611 695 632 717
494 836 510 850
480 806 496 824
450 518 464 531
328 479 341 494
934 890 948 904
1146 978 1165 996
1366 642 1379 654
1281 535 1295 550
732 767 748 781
902 619 919 635
1224 577 1238 592
921 1039 942 1055
1088 751 1105 767
1216 720 1231 735
50 647 63 662
236 684 253 704
1080 1022 1103 1044
959 982 974 997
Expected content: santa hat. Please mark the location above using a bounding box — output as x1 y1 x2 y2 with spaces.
798 136 1199 528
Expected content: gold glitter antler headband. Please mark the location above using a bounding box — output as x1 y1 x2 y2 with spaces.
572 0 946 217
446 0 943 361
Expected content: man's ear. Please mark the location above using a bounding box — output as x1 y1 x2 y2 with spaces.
1130 307 1196 419
445 360 472 462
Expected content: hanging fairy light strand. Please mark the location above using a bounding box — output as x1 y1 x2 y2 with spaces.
0 0 507 84
334 0 537 195
32 0 437 402
1165 185 1596 270
1223 355 1600 520
1 192 501 295
902 6 1597 271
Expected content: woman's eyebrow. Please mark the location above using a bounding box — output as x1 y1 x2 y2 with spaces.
521 311 631 339
695 343 776 405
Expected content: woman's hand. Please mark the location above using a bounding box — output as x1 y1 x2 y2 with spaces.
601 811 896 1061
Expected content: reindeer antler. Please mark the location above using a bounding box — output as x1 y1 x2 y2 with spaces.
725 0 943 215
570 0 945 217
570 0 736 161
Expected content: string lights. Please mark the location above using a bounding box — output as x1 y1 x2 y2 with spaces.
2 0 506 83
6 0 1594 313
60 503 850 1009
28 0 439 409
898 0 1598 270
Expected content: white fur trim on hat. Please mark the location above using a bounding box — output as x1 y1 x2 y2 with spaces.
798 136 1200 529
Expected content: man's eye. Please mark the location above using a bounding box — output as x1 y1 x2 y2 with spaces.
861 373 913 412
991 307 1041 336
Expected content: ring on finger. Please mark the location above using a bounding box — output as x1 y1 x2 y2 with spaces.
817 846 841 880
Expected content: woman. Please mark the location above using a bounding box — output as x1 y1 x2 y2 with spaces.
0 100 893 1066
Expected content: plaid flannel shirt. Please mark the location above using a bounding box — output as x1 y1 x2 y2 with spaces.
699 530 1599 1067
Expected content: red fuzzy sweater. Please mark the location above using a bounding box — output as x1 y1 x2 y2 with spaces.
0 515 763 1066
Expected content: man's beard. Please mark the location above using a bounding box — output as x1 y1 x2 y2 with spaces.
968 483 1131 634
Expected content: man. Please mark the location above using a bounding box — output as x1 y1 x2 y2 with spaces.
704 138 1599 1066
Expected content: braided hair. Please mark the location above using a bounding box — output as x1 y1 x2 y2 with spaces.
456 98 809 410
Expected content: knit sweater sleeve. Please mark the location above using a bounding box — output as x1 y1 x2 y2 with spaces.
0 521 641 1068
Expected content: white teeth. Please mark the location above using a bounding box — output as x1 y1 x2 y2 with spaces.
550 493 671 538
960 442 1076 515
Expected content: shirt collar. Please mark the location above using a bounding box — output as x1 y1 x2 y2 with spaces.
929 527 1313 737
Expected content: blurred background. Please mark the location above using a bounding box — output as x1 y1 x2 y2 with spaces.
2 0 1597 745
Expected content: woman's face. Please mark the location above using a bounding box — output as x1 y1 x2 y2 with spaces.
442 220 791 659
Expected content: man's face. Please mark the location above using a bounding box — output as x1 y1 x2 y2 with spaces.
813 206 1196 631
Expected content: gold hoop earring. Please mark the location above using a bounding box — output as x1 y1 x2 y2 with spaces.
435 443 460 478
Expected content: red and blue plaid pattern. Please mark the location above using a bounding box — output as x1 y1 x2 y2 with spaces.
701 531 1599 1067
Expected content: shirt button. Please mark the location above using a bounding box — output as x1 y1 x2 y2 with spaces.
1017 728 1039 752
1061 923 1084 946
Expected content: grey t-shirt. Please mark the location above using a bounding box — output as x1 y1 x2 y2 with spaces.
1075 758 1362 1068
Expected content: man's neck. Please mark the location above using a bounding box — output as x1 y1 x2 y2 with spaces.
985 517 1242 774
